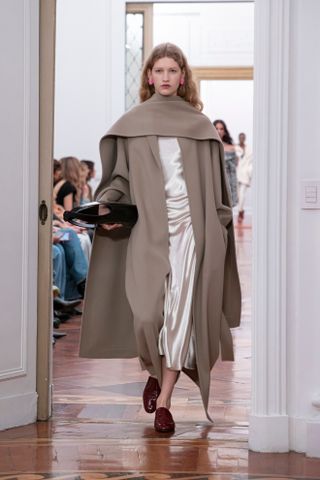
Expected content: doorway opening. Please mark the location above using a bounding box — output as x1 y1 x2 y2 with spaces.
46 1 254 438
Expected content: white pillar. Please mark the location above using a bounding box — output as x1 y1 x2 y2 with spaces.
249 0 290 452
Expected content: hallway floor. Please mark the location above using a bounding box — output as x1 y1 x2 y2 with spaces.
1 217 320 479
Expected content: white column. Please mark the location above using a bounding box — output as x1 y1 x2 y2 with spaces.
249 0 290 452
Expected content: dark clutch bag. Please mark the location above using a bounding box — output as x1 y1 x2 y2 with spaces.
63 201 138 229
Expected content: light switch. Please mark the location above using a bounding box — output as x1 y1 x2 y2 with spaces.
301 180 320 209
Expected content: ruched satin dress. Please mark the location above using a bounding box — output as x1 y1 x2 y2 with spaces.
157 137 196 371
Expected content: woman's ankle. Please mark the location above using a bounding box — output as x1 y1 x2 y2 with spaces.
156 396 171 409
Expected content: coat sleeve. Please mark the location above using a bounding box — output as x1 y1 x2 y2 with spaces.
95 136 131 203
79 136 137 360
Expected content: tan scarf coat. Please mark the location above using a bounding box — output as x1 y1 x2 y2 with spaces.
79 94 241 419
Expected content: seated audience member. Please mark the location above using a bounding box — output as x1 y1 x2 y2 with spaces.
53 203 92 262
53 158 92 258
52 241 66 300
52 239 82 343
53 226 88 300
54 156 81 210
79 162 92 204
81 159 96 197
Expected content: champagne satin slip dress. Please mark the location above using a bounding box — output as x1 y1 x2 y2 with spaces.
157 137 196 371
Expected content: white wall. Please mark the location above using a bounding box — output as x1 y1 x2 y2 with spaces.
201 79 253 145
153 2 254 66
0 0 39 429
287 0 320 455
54 0 125 188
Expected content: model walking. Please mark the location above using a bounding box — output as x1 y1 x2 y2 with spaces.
80 43 241 433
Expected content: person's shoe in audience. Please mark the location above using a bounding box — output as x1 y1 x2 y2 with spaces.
53 285 60 298
69 307 83 316
54 311 71 323
53 316 61 329
77 279 86 298
53 330 67 339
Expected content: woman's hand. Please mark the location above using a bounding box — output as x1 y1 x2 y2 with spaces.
100 223 123 231
98 204 122 230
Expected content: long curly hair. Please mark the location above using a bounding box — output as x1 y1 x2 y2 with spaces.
139 43 203 111
60 156 81 206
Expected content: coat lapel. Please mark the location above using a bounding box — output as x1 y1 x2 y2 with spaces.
147 136 163 170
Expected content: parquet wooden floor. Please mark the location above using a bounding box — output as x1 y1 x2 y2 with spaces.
1 217 320 479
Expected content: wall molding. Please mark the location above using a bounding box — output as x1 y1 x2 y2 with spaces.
289 416 307 453
192 66 253 82
249 0 291 451
0 367 27 382
306 421 320 458
289 416 320 458
0 0 35 383
249 415 289 452
192 66 253 92
20 0 32 379
126 3 153 61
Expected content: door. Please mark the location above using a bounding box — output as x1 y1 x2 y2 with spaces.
0 0 55 429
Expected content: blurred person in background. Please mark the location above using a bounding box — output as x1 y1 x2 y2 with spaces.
213 119 239 207
235 132 253 223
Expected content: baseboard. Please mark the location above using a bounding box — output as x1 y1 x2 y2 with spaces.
249 414 289 452
306 420 320 458
0 391 37 430
289 416 320 457
289 416 307 453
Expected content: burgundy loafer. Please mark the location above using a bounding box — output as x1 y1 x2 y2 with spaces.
154 407 175 433
143 376 161 413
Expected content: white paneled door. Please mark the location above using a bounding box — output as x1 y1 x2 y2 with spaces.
0 0 50 430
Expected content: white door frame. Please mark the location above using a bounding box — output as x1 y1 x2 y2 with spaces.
44 0 316 455
37 0 56 421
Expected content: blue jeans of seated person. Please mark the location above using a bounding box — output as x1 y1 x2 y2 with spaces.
60 228 88 300
53 228 88 300
52 244 66 299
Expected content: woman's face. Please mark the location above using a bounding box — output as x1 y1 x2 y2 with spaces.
148 57 184 97
80 164 89 183
54 168 62 183
215 122 225 139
